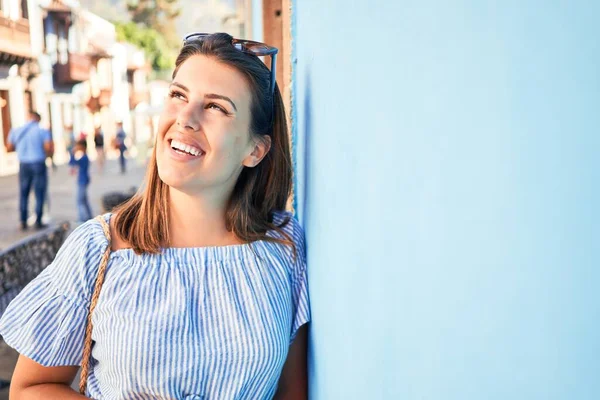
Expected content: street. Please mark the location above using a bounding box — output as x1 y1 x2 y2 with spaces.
0 158 147 397
0 159 147 249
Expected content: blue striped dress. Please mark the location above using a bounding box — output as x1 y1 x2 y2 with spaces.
0 211 310 399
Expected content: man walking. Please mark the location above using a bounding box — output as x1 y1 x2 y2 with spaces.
6 111 54 230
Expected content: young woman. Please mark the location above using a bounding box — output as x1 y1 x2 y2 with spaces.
0 33 310 399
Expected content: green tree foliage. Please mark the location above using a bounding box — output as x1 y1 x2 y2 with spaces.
128 0 180 26
127 0 181 51
115 21 175 71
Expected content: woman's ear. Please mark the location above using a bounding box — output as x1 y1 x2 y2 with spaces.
243 135 271 168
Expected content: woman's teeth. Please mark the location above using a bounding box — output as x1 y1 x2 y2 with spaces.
170 139 202 156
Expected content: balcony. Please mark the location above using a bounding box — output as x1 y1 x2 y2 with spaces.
0 16 32 62
98 89 112 107
129 90 149 110
54 53 91 85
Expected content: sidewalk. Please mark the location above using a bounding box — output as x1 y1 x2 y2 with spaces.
0 158 147 398
0 159 147 249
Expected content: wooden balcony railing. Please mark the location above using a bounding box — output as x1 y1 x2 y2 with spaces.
0 16 32 60
55 52 91 85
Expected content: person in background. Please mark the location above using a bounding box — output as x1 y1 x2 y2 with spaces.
94 126 105 173
114 121 127 174
6 111 54 230
69 139 93 223
48 154 57 171
63 124 75 157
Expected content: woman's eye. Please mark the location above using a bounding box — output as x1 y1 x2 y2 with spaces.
206 103 227 114
168 90 186 101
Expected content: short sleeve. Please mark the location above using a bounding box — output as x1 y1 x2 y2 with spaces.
273 212 311 345
0 219 106 366
290 256 310 345
43 128 52 142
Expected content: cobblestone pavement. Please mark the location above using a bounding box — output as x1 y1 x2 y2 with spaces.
0 157 148 397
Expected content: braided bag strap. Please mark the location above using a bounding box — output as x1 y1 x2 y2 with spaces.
79 215 112 395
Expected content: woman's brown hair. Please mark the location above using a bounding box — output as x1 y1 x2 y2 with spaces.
113 33 293 254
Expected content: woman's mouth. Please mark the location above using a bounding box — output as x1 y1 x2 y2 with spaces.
169 139 205 157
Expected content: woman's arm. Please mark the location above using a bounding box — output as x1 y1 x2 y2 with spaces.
9 354 86 399
274 324 309 400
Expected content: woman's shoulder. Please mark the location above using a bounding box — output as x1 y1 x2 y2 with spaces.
265 210 306 265
62 215 112 257
77 214 111 238
71 212 129 252
270 210 305 244
106 211 131 251
29 215 112 307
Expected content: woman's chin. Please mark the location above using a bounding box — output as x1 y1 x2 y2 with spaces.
157 168 194 191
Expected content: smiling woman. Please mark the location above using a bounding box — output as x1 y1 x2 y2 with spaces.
0 33 309 400
155 54 257 197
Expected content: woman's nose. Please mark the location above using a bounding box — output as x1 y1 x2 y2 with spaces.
176 103 202 131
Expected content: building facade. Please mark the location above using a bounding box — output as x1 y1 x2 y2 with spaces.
0 0 42 176
0 0 149 175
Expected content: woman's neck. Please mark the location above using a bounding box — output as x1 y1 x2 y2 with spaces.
168 188 241 248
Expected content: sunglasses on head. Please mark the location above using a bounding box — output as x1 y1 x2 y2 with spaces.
183 33 279 96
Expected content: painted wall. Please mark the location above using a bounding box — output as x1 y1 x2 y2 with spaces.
292 1 599 399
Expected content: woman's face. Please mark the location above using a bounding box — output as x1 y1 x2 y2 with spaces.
156 54 265 196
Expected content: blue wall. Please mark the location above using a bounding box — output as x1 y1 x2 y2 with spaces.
292 1 599 399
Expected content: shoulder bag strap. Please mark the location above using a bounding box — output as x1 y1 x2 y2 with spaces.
79 215 112 395
13 123 35 147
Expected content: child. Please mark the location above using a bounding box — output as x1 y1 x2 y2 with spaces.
69 139 93 222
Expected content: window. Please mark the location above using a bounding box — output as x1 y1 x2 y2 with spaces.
23 90 33 116
21 0 29 19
